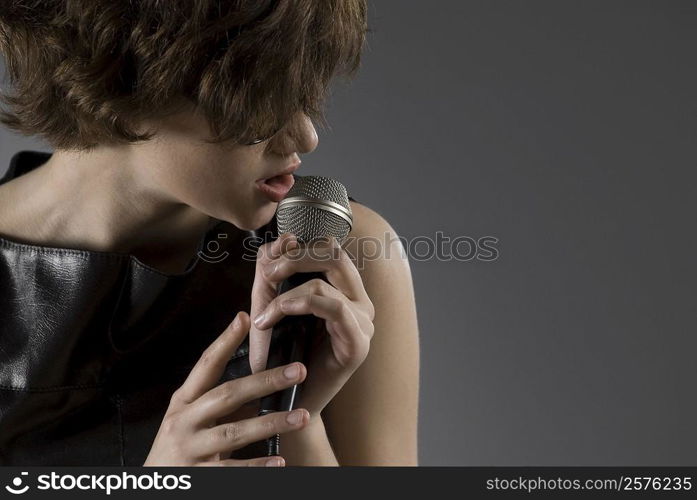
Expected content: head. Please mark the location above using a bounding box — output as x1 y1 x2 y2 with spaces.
0 0 367 230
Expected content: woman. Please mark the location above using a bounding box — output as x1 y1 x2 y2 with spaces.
0 1 419 466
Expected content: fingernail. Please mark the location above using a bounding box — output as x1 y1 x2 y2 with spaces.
265 457 285 467
253 312 266 328
280 298 295 311
283 363 299 380
231 313 241 330
286 409 305 426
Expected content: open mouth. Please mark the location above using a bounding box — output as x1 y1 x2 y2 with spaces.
256 173 296 202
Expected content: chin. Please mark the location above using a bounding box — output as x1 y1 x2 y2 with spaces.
233 204 277 232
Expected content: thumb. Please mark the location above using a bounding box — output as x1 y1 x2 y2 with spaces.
248 322 272 374
249 233 297 373
248 283 276 373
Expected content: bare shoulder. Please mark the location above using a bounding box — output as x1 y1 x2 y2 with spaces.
0 179 22 234
347 201 397 238
0 169 50 243
322 203 419 465
344 201 412 290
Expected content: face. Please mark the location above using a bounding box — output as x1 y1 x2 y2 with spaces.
139 105 318 231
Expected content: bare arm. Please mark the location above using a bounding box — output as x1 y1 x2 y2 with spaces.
322 202 420 465
249 202 420 465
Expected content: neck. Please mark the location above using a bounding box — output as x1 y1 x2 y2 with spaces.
17 147 213 273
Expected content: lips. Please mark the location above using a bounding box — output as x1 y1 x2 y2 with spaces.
255 162 300 202
256 173 296 202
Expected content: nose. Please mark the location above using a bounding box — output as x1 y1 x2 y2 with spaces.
272 113 319 156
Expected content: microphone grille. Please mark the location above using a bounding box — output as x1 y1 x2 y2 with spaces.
276 176 353 243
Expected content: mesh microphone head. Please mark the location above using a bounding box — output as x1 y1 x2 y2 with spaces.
276 176 353 243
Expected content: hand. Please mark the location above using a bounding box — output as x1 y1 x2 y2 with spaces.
248 233 376 418
144 311 311 466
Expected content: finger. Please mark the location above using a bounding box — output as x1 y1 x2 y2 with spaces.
249 234 299 374
248 323 272 374
262 237 367 302
216 400 260 425
194 409 310 457
197 456 286 467
173 311 250 406
187 362 307 425
274 291 375 343
257 233 298 265
253 278 344 331
278 294 361 340
277 296 371 372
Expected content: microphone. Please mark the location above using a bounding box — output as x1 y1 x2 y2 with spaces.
258 175 353 457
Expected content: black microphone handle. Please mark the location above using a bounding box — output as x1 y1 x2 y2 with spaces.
258 270 325 456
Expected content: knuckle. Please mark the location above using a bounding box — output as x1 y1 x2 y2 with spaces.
260 299 276 320
263 370 276 390
223 423 242 444
303 294 314 309
339 300 351 315
198 349 215 368
278 234 294 250
254 258 266 274
360 336 371 356
343 343 360 363
272 258 286 276
170 388 185 405
259 240 274 257
309 278 326 294
218 383 237 406
365 320 375 338
359 338 371 359
347 339 370 366
256 249 269 265
364 299 376 321
160 414 180 435
273 366 290 386
335 249 351 268
333 299 348 317
335 350 354 369
269 297 282 315
265 416 280 434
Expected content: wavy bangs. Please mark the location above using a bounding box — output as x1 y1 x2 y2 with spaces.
0 0 367 149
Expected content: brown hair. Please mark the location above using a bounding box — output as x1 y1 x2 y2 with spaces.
0 0 367 149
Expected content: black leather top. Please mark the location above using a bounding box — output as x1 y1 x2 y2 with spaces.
0 151 281 465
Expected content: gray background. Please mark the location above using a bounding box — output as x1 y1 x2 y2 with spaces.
2 0 696 465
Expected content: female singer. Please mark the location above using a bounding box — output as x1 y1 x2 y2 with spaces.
0 0 419 466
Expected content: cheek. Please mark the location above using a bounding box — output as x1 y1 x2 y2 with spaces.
159 150 245 199
181 162 275 229
145 147 274 227
190 167 254 212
